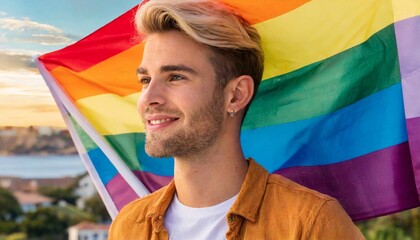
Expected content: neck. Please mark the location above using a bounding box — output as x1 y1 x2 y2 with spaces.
173 136 248 208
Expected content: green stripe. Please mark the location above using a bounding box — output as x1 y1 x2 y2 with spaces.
243 24 401 130
71 115 98 151
71 111 144 170
72 114 143 171
104 133 174 175
104 133 143 170
72 115 141 170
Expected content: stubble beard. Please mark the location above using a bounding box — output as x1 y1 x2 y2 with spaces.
144 88 225 158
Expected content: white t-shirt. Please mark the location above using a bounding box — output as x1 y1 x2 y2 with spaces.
164 194 237 240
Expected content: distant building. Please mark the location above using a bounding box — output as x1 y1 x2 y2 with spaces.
68 221 109 240
0 126 77 155
74 174 97 209
13 190 52 212
0 177 13 189
37 126 54 136
0 176 77 192
0 127 17 137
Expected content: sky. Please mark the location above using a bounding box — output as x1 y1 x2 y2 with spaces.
0 0 139 127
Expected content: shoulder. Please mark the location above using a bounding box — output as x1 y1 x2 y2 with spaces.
109 183 176 239
266 173 333 203
120 185 168 220
262 173 342 225
261 174 364 239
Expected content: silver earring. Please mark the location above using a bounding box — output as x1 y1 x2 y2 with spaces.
229 109 235 118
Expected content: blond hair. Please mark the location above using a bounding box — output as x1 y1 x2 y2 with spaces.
135 0 264 115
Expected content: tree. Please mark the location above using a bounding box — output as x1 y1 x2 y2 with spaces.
0 188 22 221
21 208 68 240
84 194 111 223
357 207 420 240
21 205 94 240
0 188 22 234
38 186 77 205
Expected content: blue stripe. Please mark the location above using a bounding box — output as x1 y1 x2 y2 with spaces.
241 83 407 172
87 148 119 185
137 140 174 176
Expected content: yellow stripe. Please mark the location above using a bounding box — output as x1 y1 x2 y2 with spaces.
58 0 419 102
62 0 409 100
392 0 420 22
69 0 420 136
256 0 394 79
77 93 145 135
73 0 400 136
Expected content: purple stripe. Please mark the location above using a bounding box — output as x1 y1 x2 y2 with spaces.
105 174 139 211
394 16 420 77
402 71 420 118
275 142 419 221
408 117 420 192
133 170 173 192
395 16 420 118
105 171 172 211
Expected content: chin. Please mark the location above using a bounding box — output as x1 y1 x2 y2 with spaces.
146 149 168 158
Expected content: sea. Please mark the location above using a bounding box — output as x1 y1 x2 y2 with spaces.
0 155 86 179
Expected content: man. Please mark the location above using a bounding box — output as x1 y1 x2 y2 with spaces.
109 0 365 239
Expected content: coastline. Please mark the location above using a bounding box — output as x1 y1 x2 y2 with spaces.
0 155 86 179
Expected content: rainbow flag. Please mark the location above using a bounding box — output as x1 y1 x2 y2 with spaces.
36 0 420 221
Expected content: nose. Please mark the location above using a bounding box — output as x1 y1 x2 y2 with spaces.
137 79 166 113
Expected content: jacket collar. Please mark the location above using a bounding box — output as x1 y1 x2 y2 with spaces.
136 179 176 226
136 158 269 224
228 159 269 222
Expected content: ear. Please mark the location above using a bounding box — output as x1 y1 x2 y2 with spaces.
225 75 254 114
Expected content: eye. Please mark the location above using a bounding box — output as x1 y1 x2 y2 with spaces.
169 74 185 81
139 77 151 85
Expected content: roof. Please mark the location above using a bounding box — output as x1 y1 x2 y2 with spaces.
69 221 110 231
13 191 52 205
0 176 77 192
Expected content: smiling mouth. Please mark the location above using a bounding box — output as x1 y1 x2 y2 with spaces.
148 118 179 125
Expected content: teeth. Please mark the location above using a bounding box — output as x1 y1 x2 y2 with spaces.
150 118 173 125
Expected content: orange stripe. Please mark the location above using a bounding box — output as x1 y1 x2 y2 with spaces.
50 43 144 101
42 1 308 73
222 0 310 24
50 1 309 101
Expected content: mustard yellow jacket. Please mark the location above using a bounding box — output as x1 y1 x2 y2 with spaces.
109 159 365 239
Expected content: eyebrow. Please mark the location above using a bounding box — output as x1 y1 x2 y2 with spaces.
136 64 198 75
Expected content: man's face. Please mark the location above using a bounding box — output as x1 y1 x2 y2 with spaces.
137 31 226 158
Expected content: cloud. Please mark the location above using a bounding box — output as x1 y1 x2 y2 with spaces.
0 69 58 126
0 17 62 33
0 14 67 127
32 105 60 113
24 33 75 46
0 16 79 46
0 103 65 127
0 69 64 127
0 32 6 42
0 49 40 72
0 70 54 101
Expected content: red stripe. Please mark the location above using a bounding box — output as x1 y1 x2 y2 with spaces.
39 6 140 72
39 0 309 73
